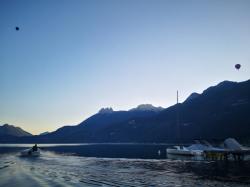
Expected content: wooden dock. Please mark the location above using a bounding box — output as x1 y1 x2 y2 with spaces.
204 149 250 161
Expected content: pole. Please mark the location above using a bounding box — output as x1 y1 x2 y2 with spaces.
176 90 180 144
177 90 179 104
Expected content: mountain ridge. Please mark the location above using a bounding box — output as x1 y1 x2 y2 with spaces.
1 79 249 143
0 124 32 137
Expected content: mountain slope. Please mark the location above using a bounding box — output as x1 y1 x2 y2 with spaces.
2 79 250 143
0 124 32 137
58 79 249 143
150 79 250 142
32 107 162 143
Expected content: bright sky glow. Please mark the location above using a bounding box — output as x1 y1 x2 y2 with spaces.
1 0 250 134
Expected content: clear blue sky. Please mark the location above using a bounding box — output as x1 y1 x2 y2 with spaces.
1 0 249 134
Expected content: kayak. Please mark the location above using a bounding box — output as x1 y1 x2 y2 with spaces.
20 148 40 157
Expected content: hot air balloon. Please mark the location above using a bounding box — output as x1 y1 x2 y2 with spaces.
15 27 19 31
235 64 241 70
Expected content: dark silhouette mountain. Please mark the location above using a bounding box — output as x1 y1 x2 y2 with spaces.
0 124 32 137
1 79 250 143
152 79 250 142
25 105 163 143
185 92 200 103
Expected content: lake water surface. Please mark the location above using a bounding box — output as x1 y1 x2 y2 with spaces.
0 144 250 187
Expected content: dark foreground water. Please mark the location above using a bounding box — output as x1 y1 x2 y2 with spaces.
0 144 250 187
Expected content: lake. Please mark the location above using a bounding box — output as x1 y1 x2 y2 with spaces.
0 144 250 187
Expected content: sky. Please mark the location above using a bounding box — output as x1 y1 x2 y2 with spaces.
0 0 250 135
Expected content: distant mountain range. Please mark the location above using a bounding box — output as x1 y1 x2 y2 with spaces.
39 132 50 136
1 79 250 143
0 124 32 142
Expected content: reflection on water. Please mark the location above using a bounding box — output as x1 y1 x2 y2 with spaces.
0 144 250 187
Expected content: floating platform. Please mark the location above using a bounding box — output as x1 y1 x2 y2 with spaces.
203 149 250 161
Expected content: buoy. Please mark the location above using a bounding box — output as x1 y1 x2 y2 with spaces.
158 150 161 156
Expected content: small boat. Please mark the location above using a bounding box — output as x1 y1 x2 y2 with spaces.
166 145 203 156
20 148 40 157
